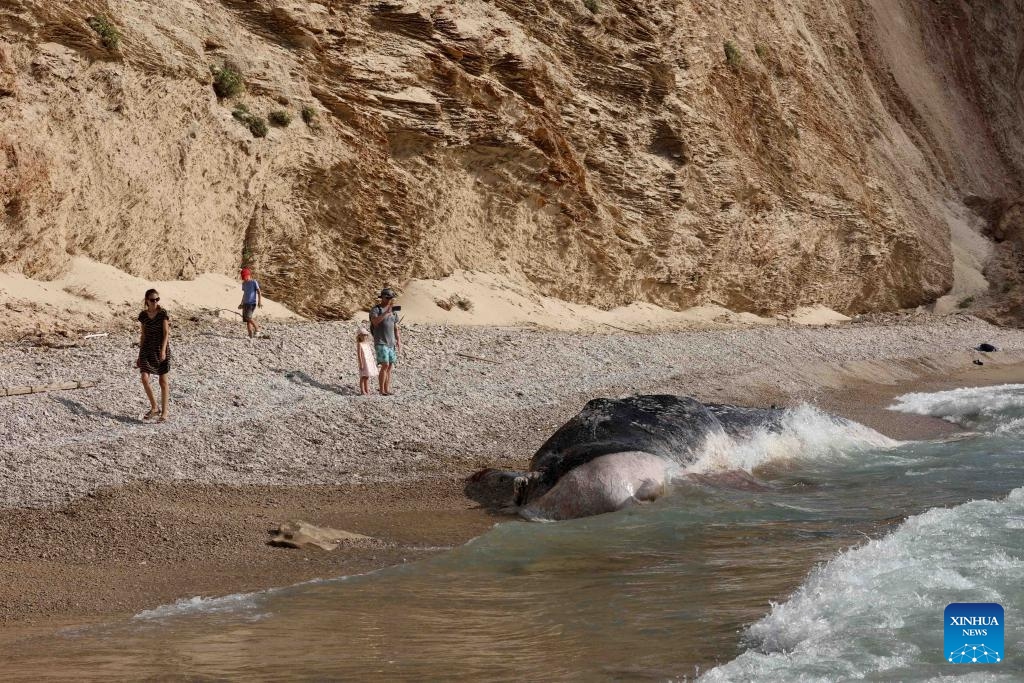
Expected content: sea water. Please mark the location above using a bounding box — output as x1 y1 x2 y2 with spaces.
5 386 1024 681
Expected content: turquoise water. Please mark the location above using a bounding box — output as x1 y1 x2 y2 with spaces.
5 387 1024 681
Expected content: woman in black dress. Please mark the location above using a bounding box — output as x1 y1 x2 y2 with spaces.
136 288 171 421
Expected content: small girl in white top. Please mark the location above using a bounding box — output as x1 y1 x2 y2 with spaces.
356 327 378 395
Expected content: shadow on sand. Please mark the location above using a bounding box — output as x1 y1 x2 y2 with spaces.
51 396 146 425
273 369 359 397
198 331 243 341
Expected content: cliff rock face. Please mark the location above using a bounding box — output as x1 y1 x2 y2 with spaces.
1 0 1022 317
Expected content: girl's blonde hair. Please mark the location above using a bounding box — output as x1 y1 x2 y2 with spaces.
356 327 371 341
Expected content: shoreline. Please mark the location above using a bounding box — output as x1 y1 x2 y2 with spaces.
3 316 1024 636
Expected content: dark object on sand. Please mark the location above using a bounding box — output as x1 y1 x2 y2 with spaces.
973 359 985 366
976 343 998 352
3 380 99 397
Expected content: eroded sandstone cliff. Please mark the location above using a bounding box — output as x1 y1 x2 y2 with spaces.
1 0 1022 318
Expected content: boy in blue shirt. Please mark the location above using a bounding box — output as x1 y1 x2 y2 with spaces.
238 268 263 340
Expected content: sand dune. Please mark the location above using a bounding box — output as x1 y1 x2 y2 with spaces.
400 270 850 331
0 257 299 339
1 261 855 339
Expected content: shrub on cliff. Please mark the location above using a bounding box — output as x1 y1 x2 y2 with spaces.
212 64 244 99
87 15 120 51
230 104 268 138
724 40 741 68
247 116 268 138
584 0 599 13
268 110 292 127
300 105 316 125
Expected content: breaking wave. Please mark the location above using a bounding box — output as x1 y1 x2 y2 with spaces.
702 487 1024 681
890 384 1024 432
690 404 897 473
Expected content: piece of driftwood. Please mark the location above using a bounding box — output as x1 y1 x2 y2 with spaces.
601 322 642 334
219 308 243 317
83 333 109 339
455 352 500 364
1 380 98 397
268 520 373 551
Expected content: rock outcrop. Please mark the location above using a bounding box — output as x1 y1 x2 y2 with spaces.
1 0 1022 317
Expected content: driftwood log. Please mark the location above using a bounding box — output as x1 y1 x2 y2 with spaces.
1 380 98 397
455 351 500 364
601 322 643 334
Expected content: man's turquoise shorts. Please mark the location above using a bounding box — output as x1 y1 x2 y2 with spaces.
375 344 397 365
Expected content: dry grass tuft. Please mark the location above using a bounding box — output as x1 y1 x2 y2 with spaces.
1 137 50 223
435 294 474 312
62 285 98 301
724 40 741 67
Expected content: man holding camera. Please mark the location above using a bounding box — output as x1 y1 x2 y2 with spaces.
369 287 402 396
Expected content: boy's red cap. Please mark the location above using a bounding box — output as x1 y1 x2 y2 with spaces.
240 268 252 279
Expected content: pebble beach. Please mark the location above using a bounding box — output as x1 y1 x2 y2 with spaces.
3 313 1024 629
2 314 1023 509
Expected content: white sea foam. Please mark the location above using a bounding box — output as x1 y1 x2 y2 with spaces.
890 384 1024 431
689 404 897 473
133 573 362 621
133 591 269 621
701 488 1024 682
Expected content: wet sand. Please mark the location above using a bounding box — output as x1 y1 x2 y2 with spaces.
809 359 1024 440
2 317 1024 638
0 477 496 634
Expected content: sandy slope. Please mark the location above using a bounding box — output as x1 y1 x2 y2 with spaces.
1 259 853 340
399 269 850 331
0 256 299 339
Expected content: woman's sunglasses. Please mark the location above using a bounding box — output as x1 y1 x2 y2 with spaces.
147 297 160 303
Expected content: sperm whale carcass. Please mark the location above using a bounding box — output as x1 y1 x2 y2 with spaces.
465 395 787 520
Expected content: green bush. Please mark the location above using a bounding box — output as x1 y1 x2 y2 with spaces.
583 0 599 13
268 110 292 127
212 65 244 99
958 296 975 309
300 105 316 125
755 44 767 60
248 116 268 138
231 104 268 138
724 40 741 67
87 15 120 51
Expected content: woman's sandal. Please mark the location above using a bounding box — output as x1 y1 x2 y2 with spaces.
142 409 159 420
156 414 169 424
